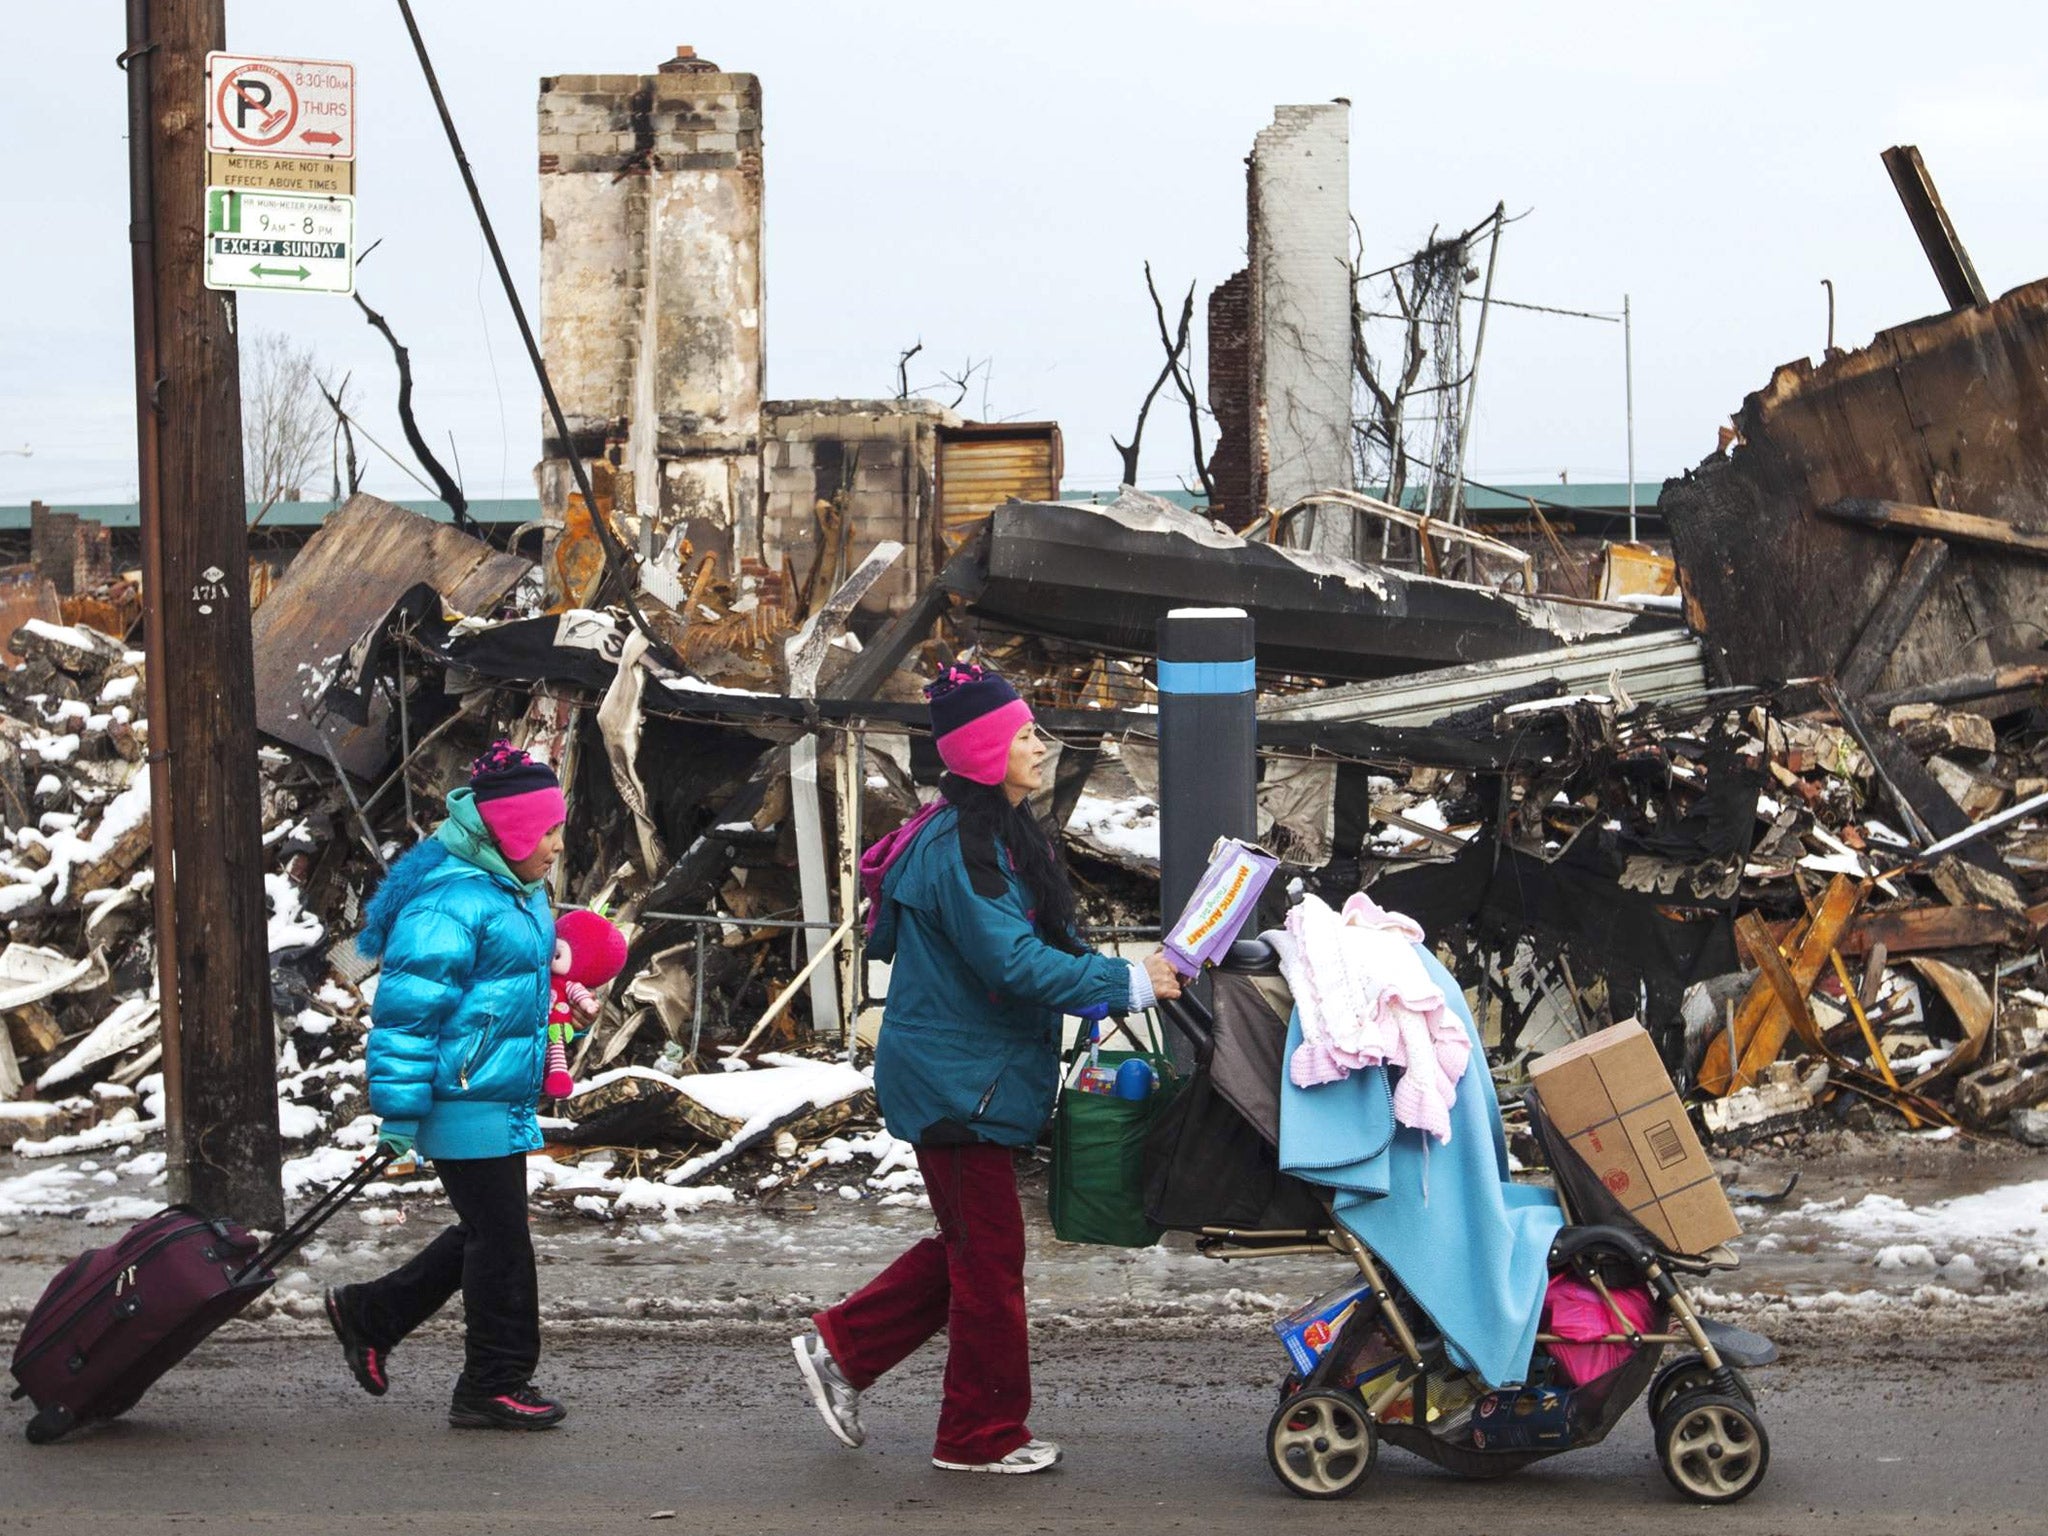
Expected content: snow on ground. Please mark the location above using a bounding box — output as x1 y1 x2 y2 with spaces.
1793 1178 2048 1288
11 1117 161 1160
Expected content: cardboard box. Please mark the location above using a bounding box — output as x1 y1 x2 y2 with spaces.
1529 1021 1740 1255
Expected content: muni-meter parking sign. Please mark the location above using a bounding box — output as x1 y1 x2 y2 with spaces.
203 188 356 296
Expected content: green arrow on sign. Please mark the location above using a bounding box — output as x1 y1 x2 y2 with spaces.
250 264 312 281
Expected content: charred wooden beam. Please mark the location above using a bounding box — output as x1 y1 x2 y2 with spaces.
1836 535 1949 697
1826 497 2048 559
1881 145 1989 311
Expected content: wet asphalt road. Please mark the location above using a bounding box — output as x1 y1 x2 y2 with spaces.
1 1321 2042 1535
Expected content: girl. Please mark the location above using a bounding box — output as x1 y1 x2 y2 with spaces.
323 742 568 1430
792 663 1182 1474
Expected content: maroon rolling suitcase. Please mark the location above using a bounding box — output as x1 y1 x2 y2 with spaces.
8 1148 395 1444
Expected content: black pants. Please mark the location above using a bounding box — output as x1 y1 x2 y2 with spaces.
347 1152 538 1397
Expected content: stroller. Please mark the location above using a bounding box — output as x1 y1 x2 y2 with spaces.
1144 940 1776 1504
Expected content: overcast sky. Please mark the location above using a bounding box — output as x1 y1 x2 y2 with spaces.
4 1 2044 509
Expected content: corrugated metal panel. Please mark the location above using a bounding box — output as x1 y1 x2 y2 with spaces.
938 434 1058 551
1258 630 1710 727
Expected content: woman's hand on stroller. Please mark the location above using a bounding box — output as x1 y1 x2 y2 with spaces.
1143 950 1184 1002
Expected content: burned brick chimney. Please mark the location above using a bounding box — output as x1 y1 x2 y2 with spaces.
537 47 764 596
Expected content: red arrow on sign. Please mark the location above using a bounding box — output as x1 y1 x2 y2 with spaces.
300 129 342 147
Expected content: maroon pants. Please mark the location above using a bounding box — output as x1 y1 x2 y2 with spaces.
814 1142 1032 1464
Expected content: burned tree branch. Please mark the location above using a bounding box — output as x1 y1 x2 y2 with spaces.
1112 354 1175 487
895 340 924 401
1114 262 1200 490
354 291 478 535
1146 265 1213 504
316 371 361 502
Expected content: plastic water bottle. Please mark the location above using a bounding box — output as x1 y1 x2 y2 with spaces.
1113 1058 1157 1100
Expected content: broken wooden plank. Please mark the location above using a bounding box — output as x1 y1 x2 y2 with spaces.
1836 536 1950 697
1700 875 1862 1096
1839 692 2017 879
1880 145 1989 311
1735 911 1826 1053
1826 499 2048 560
1868 664 2048 712
1822 903 2030 958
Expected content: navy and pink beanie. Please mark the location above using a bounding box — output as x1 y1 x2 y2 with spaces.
925 663 1033 785
469 741 567 861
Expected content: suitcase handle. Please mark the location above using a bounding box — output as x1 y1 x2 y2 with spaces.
236 1147 400 1284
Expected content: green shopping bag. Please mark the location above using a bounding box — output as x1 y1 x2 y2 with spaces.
1048 1012 1181 1247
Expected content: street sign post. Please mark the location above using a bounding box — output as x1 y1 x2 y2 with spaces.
203 188 356 296
204 53 355 160
201 53 357 296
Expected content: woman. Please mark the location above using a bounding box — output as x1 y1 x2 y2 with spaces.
322 742 569 1431
792 663 1182 1474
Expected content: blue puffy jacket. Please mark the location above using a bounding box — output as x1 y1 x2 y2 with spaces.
363 788 555 1162
869 805 1131 1147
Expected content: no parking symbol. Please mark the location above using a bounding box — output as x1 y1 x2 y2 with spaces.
205 53 355 160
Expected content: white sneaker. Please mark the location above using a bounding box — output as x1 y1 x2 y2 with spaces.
791 1334 865 1448
933 1438 1064 1474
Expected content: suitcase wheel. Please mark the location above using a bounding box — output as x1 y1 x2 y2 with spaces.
25 1405 75 1445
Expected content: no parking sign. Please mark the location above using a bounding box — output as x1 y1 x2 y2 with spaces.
205 53 355 159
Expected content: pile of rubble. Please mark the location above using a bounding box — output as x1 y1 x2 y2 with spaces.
1345 685 2047 1146
5 460 2047 1223
0 580 916 1216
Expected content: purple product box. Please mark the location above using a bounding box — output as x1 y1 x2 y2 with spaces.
1163 839 1280 976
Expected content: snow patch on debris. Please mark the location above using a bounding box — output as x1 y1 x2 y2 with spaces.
1067 793 1161 868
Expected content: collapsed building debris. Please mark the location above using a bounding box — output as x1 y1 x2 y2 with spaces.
8 77 2048 1251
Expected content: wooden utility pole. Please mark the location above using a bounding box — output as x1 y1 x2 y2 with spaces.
126 0 284 1225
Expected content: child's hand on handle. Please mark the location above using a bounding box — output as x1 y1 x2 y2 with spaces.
1143 950 1184 1002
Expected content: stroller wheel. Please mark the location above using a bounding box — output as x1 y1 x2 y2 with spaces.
1657 1391 1769 1504
1266 1389 1377 1500
1650 1355 1753 1421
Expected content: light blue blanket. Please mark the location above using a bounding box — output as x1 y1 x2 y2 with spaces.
1278 948 1563 1388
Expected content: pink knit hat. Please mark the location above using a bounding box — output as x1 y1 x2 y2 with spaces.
925 663 1033 785
469 741 567 862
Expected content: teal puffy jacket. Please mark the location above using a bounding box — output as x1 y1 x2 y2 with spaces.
363 788 555 1162
869 805 1131 1147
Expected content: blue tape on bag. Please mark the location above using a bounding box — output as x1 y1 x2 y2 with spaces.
1156 658 1255 695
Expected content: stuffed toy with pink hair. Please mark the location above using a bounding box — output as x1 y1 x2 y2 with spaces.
544 909 629 1100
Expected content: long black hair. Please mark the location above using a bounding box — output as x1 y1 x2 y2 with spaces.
940 773 1086 955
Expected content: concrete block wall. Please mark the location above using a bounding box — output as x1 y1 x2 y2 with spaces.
537 57 765 580
761 400 958 614
1249 103 1355 554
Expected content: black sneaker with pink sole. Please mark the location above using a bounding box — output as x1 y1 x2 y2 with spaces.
323 1286 390 1398
448 1385 568 1431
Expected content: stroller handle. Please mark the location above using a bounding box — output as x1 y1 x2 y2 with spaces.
1156 991 1216 1062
